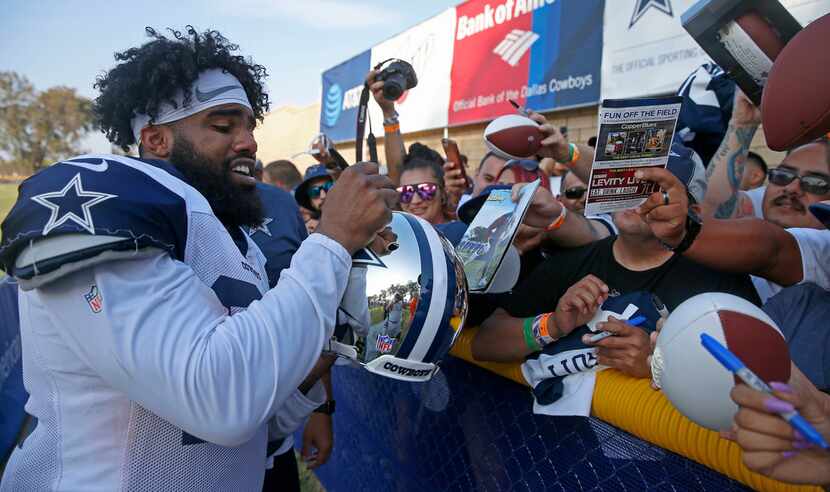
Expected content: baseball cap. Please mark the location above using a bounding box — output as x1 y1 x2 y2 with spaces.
294 164 333 210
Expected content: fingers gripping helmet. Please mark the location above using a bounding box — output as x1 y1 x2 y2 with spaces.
330 212 468 382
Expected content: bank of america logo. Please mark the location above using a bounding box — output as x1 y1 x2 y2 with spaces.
493 29 539 67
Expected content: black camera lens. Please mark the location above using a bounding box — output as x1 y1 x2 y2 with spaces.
382 74 406 101
377 60 417 102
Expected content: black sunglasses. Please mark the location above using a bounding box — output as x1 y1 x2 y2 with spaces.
563 186 587 200
768 167 830 195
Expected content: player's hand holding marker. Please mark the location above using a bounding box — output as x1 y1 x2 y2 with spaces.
317 162 398 255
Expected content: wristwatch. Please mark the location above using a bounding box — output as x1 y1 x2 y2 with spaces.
661 209 702 254
314 400 336 415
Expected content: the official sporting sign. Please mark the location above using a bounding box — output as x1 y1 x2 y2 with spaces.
601 0 830 100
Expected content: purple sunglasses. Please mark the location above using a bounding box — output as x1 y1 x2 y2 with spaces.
396 182 438 204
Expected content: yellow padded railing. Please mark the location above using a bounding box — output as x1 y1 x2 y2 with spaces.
449 326 821 492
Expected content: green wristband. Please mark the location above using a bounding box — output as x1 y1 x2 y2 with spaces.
522 317 542 352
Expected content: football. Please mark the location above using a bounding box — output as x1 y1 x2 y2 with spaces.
762 12 830 151
483 114 544 160
652 293 791 431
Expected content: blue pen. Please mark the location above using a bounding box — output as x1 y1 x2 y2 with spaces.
700 333 829 450
587 315 647 343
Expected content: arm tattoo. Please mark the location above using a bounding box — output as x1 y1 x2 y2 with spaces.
714 193 738 218
726 126 756 191
707 124 756 188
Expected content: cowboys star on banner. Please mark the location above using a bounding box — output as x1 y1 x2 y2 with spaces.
601 0 830 100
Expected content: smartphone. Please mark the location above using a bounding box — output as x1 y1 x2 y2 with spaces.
441 138 468 182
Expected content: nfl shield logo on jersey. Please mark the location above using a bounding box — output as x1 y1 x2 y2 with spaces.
84 285 103 313
375 335 396 354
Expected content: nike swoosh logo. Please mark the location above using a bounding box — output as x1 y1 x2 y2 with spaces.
195 85 241 103
63 159 108 172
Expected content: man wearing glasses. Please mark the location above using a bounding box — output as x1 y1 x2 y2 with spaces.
704 90 830 230
294 164 335 214
559 171 588 215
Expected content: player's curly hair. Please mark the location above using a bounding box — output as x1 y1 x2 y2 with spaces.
94 26 269 151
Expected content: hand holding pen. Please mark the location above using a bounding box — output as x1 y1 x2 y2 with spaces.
701 333 829 451
583 315 652 379
508 98 531 117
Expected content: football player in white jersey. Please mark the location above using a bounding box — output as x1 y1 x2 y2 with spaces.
0 26 396 491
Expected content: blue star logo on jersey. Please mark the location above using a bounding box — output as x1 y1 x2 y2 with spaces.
31 173 117 235
629 0 673 29
247 217 273 237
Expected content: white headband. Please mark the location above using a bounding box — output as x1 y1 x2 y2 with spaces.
130 68 253 144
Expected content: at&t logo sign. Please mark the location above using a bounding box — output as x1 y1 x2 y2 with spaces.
324 83 342 127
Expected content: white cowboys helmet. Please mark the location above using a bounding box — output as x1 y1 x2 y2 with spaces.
330 212 468 382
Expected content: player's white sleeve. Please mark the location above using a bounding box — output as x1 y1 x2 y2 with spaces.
33 233 351 446
267 382 327 443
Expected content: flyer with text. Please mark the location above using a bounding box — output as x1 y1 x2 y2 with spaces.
457 180 540 293
584 97 683 216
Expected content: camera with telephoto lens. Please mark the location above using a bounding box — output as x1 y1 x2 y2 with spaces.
376 59 418 101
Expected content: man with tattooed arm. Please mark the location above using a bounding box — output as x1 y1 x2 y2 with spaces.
702 89 830 228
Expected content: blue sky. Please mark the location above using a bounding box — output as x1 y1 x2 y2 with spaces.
1 0 454 152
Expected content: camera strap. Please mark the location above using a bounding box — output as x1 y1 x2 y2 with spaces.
355 82 372 162
356 59 398 163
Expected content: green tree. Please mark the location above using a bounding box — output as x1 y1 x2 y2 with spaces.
0 71 94 174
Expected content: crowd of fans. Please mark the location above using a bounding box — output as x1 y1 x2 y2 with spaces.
2 22 830 492
265 67 830 487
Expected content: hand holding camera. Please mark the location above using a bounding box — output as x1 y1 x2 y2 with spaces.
366 59 418 117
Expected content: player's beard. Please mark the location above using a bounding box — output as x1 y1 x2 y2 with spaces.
169 133 264 230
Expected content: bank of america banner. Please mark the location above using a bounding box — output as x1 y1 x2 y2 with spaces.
449 0 603 125
601 0 830 100
321 0 602 139
320 51 371 142
369 9 456 134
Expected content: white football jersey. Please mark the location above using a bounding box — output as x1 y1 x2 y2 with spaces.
0 155 351 491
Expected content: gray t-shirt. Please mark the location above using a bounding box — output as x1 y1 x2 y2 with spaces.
763 283 830 390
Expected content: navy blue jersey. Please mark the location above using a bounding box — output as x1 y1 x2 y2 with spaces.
246 183 308 289
434 220 468 247
675 63 736 165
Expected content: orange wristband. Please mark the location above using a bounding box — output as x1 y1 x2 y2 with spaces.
384 123 400 133
545 206 568 232
568 143 580 164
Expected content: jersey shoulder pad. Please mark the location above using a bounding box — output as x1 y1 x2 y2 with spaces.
0 154 206 280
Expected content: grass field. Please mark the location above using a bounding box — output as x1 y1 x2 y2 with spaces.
0 183 18 223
